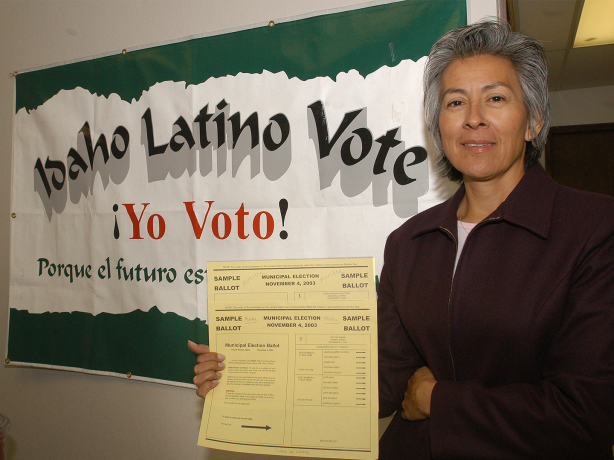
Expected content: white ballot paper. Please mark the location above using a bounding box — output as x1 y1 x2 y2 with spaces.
198 258 378 459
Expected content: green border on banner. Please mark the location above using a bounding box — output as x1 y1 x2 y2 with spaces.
15 0 466 113
9 0 466 384
8 307 209 384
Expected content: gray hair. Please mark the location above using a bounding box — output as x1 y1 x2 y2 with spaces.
423 20 550 182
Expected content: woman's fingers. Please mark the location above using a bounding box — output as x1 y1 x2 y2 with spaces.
196 351 225 365
401 366 436 421
188 340 227 399
195 376 221 398
194 359 225 378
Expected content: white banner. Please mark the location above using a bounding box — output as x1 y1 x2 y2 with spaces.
11 58 443 322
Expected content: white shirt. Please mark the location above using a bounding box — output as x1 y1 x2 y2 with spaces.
455 220 478 272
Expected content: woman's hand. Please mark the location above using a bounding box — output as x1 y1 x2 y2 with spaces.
188 340 226 399
401 366 437 421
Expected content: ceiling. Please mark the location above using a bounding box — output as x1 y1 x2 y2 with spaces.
509 0 614 92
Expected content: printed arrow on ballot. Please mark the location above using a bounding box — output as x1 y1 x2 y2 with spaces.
241 425 271 430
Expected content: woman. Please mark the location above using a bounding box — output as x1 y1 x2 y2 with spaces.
378 20 614 459
191 20 614 458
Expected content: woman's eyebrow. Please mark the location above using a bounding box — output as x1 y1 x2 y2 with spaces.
441 81 512 98
441 87 466 98
482 81 511 92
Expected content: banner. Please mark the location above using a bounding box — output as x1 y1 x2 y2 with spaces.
7 0 465 385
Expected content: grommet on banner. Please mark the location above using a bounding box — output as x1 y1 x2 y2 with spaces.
11 213 16 218
126 372 132 378
9 71 17 78
4 359 9 365
122 49 127 55
268 21 275 27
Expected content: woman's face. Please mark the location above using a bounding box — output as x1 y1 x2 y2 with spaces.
439 54 535 186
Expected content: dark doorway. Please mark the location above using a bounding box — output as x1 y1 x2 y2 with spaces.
545 123 614 197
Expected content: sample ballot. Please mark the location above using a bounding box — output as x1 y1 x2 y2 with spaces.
198 258 378 459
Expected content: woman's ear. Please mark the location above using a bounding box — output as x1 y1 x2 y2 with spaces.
525 118 544 142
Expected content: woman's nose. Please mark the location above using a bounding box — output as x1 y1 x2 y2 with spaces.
464 102 487 129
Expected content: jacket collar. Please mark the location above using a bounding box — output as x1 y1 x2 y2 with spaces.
411 163 558 240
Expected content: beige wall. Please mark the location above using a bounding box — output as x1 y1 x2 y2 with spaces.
0 1 501 459
550 85 614 127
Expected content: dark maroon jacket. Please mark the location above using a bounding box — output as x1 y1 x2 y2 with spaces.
378 164 614 459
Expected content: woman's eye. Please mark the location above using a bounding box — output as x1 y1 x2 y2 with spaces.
447 100 463 107
489 95 504 102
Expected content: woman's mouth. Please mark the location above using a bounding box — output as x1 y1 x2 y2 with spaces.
463 142 494 147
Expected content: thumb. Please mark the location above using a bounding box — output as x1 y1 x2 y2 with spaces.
187 340 210 354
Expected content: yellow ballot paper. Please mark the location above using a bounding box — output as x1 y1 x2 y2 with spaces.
198 258 378 459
